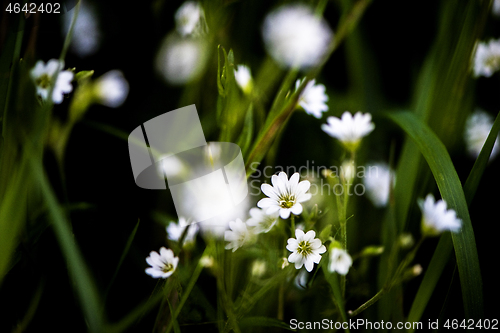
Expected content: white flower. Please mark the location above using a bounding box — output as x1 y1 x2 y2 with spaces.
418 194 462 236
156 35 208 85
362 162 395 208
145 247 179 278
321 111 375 151
251 260 267 277
234 65 253 94
94 70 129 108
199 255 214 268
295 79 329 119
473 39 500 78
224 219 255 252
464 110 500 160
166 217 199 246
286 229 326 272
246 207 279 233
262 4 333 69
62 2 100 57
328 248 352 275
30 59 74 104
258 172 312 219
494 0 500 17
175 1 206 37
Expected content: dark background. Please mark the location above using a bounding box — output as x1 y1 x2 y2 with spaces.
0 0 499 331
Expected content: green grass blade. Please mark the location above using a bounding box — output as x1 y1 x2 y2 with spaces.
240 316 295 331
388 111 483 320
407 110 499 326
407 233 453 331
29 157 104 332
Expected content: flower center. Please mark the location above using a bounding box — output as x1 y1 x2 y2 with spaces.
486 55 500 71
279 194 296 208
35 74 52 89
162 263 174 273
296 240 312 256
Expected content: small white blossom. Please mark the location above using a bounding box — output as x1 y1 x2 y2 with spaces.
262 4 333 69
234 65 253 94
286 229 326 272
166 217 199 246
94 70 129 108
280 257 289 269
251 260 267 277
30 59 74 104
295 79 329 119
258 172 312 219
418 194 462 236
224 219 255 252
362 162 395 208
321 111 375 151
246 207 279 233
464 110 500 160
473 39 500 78
328 248 352 275
494 0 500 16
200 255 214 268
145 247 179 278
175 1 206 37
62 2 101 57
156 35 208 85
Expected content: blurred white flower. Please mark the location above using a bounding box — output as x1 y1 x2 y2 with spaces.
494 0 500 16
156 35 208 85
362 162 395 208
258 172 312 219
286 229 326 272
340 159 356 183
145 247 179 278
328 248 352 275
473 39 500 78
234 65 253 94
251 260 267 277
295 79 329 119
280 257 289 269
321 111 375 151
175 1 207 37
418 194 462 236
262 4 333 69
94 70 129 108
166 217 199 246
62 2 101 57
246 207 279 233
224 219 255 252
464 110 500 160
200 255 214 268
30 59 73 104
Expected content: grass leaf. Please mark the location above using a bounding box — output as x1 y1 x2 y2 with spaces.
388 111 483 320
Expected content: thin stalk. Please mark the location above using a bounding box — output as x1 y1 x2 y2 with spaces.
349 236 426 317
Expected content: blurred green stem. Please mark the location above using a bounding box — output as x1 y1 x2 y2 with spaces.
1 14 24 138
349 237 425 317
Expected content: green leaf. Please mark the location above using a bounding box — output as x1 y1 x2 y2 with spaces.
75 70 95 82
235 104 254 156
29 157 104 332
407 110 500 328
388 111 483 320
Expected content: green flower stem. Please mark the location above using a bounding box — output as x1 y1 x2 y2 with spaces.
349 236 425 317
290 215 296 236
165 249 207 333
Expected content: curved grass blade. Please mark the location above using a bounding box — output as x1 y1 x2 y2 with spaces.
407 110 500 328
388 111 483 320
29 157 104 332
